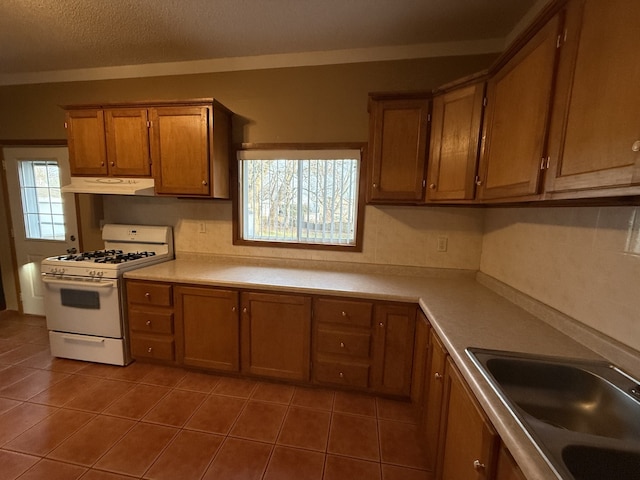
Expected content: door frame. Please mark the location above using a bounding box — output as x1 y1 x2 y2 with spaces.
0 139 75 314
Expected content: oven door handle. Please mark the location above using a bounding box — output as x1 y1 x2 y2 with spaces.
41 275 116 288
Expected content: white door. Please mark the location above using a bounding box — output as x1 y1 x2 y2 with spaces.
3 147 79 315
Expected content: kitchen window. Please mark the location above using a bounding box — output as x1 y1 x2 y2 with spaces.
235 145 365 250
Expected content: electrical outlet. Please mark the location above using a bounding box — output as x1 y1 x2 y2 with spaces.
199 222 206 233
437 235 448 252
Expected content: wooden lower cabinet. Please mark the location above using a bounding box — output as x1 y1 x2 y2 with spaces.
437 357 499 480
312 297 373 389
371 303 416 396
241 291 312 382
421 328 448 471
495 443 526 480
174 285 239 371
127 280 176 363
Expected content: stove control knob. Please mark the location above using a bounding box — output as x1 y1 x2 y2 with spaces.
97 271 103 277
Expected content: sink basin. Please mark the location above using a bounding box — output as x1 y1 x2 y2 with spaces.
562 445 640 480
467 348 640 479
483 356 640 440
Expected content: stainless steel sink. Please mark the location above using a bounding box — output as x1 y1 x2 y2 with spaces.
467 348 640 480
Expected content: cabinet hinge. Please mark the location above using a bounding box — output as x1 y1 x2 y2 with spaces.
64 121 68 129
427 113 432 122
1 160 6 171
545 156 550 170
10 228 15 238
146 120 151 128
422 179 426 188
482 97 488 107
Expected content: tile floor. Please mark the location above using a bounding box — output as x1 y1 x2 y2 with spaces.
0 311 432 480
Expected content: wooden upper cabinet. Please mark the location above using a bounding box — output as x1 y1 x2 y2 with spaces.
427 80 485 202
64 99 232 197
150 106 211 196
65 109 108 176
477 12 562 201
104 108 151 177
367 93 430 203
545 0 640 196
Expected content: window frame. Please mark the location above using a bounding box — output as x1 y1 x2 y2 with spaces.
233 143 367 252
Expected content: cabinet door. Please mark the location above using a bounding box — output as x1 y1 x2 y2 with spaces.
427 83 485 201
65 109 108 176
495 444 526 480
545 0 640 194
241 292 311 381
421 328 447 471
104 108 151 177
371 303 416 396
477 14 561 200
175 286 239 372
438 357 498 480
150 106 211 196
368 96 430 202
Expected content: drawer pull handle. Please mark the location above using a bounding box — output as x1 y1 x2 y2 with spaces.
144 292 151 299
147 347 153 353
339 372 344 378
341 311 347 317
473 460 485 471
434 372 443 380
340 342 345 348
145 320 152 327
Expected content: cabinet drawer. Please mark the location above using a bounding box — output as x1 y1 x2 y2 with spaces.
316 328 371 358
127 282 172 307
130 335 174 361
315 361 370 388
314 298 373 327
129 309 174 334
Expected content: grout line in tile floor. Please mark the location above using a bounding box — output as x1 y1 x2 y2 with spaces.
0 311 432 480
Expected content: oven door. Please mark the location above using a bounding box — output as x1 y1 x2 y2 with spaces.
42 275 122 338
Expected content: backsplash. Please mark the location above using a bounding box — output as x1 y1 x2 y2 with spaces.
480 206 640 352
103 196 484 271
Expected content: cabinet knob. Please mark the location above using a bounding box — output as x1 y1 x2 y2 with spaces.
434 372 443 380
110 161 115 167
232 306 237 312
378 322 384 327
372 183 378 189
147 347 153 353
101 162 105 167
632 140 640 152
340 342 345 348
145 320 151 327
202 180 208 186
144 292 151 299
429 183 436 189
341 311 347 317
339 372 344 378
473 460 486 472
243 307 248 313
475 176 483 186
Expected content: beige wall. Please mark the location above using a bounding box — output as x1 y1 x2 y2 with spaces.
480 206 640 352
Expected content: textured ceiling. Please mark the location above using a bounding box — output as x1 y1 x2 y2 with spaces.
0 0 537 77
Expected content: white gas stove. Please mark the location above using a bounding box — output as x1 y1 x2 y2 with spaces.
41 224 173 365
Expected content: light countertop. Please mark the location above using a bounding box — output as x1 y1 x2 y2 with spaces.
124 256 637 480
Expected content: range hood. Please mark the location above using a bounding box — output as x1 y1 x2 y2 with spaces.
61 177 155 196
